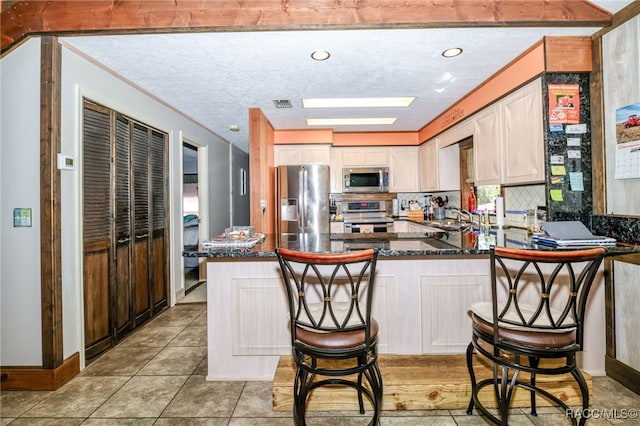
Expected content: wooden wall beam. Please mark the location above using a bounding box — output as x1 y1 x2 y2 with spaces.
1 0 613 53
40 36 64 370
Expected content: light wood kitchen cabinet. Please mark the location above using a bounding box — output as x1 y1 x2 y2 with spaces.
330 221 345 233
274 144 331 166
501 78 544 184
419 138 438 191
389 146 419 192
471 78 544 186
419 138 460 191
420 270 490 353
393 220 409 233
330 148 344 193
340 147 389 167
473 102 503 185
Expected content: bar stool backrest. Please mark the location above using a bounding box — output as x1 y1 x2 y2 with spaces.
276 248 379 350
487 246 605 349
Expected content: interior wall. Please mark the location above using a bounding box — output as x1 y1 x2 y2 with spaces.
232 145 251 226
0 38 43 366
603 15 640 216
0 37 234 367
60 42 234 363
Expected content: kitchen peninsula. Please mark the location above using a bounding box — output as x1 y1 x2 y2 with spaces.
184 225 634 382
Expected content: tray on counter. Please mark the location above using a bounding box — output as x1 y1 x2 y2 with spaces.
202 233 265 249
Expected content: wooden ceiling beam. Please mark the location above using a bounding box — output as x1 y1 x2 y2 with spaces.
1 0 612 53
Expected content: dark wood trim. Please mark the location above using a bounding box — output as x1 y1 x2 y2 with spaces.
40 36 64 370
605 356 640 395
604 257 616 359
0 352 79 391
590 35 606 215
0 1 614 54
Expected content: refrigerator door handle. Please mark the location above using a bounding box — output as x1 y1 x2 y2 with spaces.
299 168 306 230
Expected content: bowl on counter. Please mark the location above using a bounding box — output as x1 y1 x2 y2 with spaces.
225 226 255 239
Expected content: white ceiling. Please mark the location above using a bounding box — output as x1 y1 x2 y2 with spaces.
60 1 633 154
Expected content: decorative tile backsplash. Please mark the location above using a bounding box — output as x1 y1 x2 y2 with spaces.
396 184 546 228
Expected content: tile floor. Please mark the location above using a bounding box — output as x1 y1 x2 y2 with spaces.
2 303 639 425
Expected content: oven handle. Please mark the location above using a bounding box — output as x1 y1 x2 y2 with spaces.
345 222 392 232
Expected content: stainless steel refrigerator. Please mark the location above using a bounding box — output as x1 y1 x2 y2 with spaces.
275 164 330 235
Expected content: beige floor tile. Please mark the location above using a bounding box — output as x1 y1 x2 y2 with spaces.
0 390 51 417
22 376 129 418
168 325 207 347
81 345 162 376
137 346 207 376
193 356 208 375
119 326 185 347
228 419 294 426
81 419 156 425
90 375 188 418
232 381 290 418
381 416 458 425
5 419 84 425
155 419 229 425
161 375 244 417
191 310 208 326
148 306 205 327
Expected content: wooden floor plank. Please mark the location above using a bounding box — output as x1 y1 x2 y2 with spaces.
272 354 592 411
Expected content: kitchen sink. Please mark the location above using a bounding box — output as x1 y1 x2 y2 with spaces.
427 220 474 231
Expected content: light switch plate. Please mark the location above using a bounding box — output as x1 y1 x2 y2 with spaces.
57 153 75 170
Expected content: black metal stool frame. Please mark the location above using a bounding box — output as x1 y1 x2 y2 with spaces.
466 246 605 426
276 247 383 426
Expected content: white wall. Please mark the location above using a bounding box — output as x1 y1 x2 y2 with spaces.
0 39 44 365
1 37 234 367
603 15 640 215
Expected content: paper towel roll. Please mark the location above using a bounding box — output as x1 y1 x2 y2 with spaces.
496 197 505 227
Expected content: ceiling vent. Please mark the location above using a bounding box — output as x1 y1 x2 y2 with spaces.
273 99 293 109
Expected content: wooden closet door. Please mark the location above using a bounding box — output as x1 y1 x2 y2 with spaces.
132 123 151 324
151 130 168 312
82 104 113 360
114 115 133 337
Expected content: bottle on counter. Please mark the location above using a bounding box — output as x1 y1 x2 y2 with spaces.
467 187 476 211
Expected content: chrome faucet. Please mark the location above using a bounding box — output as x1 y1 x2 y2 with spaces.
451 209 480 226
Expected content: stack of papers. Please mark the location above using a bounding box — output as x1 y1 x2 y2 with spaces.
531 221 616 247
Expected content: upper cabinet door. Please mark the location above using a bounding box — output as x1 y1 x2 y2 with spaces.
419 139 438 191
389 146 419 192
274 144 330 166
341 147 389 167
501 79 544 185
473 103 503 186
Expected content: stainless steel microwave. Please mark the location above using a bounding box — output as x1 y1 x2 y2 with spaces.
342 167 389 193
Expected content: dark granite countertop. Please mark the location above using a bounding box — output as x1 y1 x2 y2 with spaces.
184 223 639 259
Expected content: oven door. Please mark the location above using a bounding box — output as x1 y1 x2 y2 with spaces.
345 221 393 233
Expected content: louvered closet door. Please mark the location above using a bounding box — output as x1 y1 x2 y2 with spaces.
132 123 152 324
114 115 133 337
151 130 168 312
82 104 113 360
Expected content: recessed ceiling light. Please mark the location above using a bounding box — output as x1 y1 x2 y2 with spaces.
307 118 397 126
303 97 415 108
442 47 463 58
311 50 330 61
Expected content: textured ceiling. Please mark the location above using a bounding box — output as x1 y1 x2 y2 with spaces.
60 1 633 154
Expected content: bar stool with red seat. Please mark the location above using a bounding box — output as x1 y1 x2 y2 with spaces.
275 247 383 425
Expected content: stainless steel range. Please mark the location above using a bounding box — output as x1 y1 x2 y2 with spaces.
342 201 393 233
